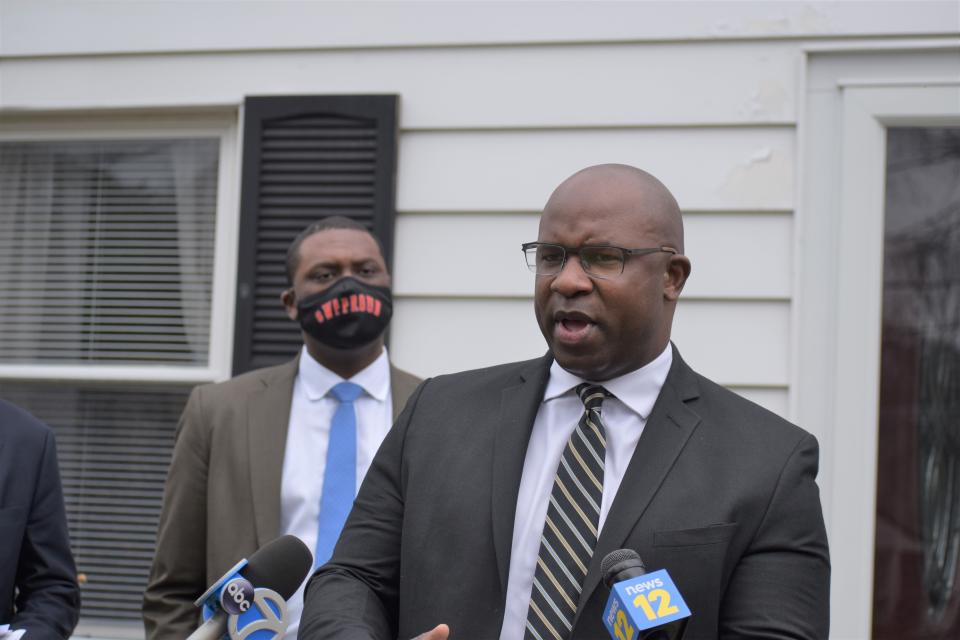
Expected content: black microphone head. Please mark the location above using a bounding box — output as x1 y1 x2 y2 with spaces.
601 548 646 589
240 534 313 600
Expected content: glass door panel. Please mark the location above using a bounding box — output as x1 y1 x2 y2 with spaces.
874 127 960 639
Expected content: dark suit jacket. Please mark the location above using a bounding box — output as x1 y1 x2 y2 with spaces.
300 346 830 639
0 400 80 639
142 357 422 638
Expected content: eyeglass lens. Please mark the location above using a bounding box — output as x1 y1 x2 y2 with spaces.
528 245 625 277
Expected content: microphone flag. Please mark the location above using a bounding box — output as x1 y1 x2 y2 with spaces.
602 568 690 640
227 587 289 640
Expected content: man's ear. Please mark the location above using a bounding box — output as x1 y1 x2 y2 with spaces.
663 255 691 301
281 288 298 321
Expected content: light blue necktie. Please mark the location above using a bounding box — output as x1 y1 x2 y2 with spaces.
314 381 363 568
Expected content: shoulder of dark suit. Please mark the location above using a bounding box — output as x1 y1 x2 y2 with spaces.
0 398 54 446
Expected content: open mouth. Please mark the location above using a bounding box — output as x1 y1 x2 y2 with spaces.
553 312 596 344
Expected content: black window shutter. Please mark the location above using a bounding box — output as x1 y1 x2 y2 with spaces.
233 95 399 375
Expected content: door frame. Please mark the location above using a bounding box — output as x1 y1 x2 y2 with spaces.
796 40 960 638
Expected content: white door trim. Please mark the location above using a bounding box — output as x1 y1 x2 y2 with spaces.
797 43 959 638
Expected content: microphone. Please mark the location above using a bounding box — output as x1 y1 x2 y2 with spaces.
600 549 690 640
186 535 313 640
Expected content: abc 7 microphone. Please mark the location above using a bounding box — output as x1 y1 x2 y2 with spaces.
220 576 290 640
600 549 690 640
187 534 312 640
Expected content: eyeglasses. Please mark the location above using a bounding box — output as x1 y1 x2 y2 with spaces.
521 242 678 279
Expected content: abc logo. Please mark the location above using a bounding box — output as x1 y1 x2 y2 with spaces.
220 577 255 615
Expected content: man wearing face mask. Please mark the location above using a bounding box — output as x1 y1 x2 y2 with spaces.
142 217 421 639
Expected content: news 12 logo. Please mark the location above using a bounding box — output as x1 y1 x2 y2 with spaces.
602 569 691 640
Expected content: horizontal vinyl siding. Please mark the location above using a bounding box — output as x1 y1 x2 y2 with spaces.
1 19 800 422
397 128 794 212
391 298 789 387
0 42 797 127
2 1 954 56
390 297 789 417
393 211 792 299
392 200 793 414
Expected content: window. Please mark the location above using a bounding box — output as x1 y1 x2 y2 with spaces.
0 138 219 366
0 116 238 628
0 97 399 631
0 382 192 621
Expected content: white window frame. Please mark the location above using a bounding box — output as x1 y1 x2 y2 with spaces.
0 111 241 383
796 40 960 638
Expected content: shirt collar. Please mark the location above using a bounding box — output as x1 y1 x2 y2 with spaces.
543 343 673 420
297 345 391 402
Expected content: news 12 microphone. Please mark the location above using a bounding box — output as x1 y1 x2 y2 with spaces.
600 549 690 640
186 534 312 640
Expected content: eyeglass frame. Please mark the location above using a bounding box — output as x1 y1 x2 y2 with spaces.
521 241 679 279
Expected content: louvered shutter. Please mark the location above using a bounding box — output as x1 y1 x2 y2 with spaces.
0 139 218 366
233 95 399 375
0 382 191 620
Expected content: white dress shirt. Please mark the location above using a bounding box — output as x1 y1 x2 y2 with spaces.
499 344 673 640
279 346 394 640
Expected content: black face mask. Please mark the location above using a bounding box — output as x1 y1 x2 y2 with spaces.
296 277 393 350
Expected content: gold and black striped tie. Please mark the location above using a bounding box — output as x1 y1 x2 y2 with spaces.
525 383 610 640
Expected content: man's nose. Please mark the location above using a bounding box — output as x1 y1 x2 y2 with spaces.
550 255 594 296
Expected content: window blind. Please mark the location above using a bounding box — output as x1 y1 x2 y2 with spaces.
0 382 190 621
0 139 218 365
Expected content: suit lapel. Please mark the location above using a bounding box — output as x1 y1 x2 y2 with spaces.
491 354 553 596
574 348 703 624
247 358 298 547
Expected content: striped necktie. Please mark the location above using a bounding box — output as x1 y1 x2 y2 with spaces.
525 383 610 640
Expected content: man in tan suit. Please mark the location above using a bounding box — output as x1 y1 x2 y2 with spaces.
142 217 421 638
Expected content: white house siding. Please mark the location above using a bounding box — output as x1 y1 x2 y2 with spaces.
3 2 958 637
0 32 808 416
392 121 794 409
1 1 953 56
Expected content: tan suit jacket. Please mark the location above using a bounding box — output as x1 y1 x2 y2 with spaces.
141 357 421 638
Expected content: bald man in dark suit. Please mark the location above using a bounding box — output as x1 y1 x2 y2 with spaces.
300 165 829 640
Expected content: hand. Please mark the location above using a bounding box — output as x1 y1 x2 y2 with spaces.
412 623 450 640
